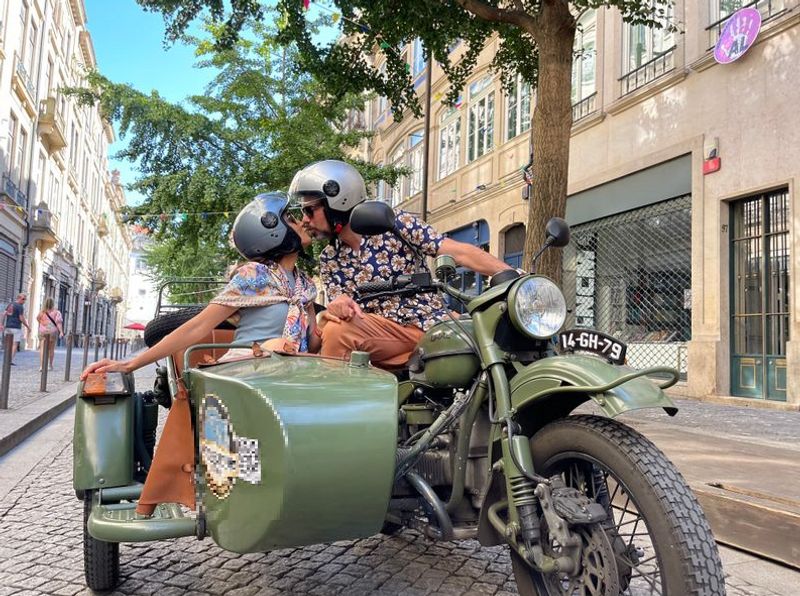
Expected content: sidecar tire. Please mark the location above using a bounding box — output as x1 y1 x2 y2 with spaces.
510 415 725 596
83 491 120 591
144 306 235 347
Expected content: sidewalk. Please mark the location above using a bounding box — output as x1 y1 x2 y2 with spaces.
0 344 128 456
618 399 800 569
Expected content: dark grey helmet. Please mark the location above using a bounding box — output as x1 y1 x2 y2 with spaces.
232 193 302 262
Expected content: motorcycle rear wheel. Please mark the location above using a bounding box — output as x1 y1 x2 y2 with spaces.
83 490 120 591
511 414 725 596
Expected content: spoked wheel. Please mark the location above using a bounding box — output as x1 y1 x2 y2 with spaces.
83 490 120 591
511 415 725 596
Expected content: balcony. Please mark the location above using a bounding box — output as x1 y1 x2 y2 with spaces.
619 46 676 97
11 53 37 117
1 174 29 211
572 92 597 123
706 0 786 49
30 202 60 252
97 214 109 237
38 98 68 154
92 268 107 291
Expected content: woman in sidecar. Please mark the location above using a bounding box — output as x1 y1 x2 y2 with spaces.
81 192 320 380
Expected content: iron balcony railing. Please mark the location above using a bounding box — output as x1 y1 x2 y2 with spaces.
572 92 598 123
619 46 676 96
1 174 29 210
706 0 786 48
13 53 36 99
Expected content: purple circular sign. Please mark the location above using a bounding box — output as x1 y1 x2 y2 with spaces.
714 7 762 64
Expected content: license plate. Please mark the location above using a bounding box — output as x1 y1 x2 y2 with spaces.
558 329 627 365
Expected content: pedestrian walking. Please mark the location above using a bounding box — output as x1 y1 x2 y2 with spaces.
36 298 64 371
0 294 31 365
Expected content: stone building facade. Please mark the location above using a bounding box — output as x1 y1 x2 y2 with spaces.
359 1 799 406
0 0 131 347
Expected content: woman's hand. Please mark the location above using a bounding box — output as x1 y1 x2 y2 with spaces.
259 337 298 353
80 358 134 380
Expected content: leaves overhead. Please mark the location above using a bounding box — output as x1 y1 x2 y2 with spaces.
73 14 400 287
134 0 674 279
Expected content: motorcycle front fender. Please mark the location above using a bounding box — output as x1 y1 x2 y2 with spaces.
510 354 678 419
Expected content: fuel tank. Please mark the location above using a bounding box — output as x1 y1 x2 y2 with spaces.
409 318 480 388
188 353 398 553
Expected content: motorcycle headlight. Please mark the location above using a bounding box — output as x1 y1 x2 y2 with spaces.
508 276 567 339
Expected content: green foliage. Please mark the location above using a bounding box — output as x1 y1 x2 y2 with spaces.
74 14 401 288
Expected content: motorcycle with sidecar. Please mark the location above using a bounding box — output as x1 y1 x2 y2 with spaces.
74 202 725 594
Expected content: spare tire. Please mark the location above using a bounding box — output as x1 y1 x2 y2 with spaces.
143 306 235 347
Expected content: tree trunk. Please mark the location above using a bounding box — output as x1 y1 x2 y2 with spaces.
523 0 575 286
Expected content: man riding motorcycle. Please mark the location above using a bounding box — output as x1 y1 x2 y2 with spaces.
290 159 513 368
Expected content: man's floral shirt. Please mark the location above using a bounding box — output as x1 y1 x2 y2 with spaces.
320 211 449 331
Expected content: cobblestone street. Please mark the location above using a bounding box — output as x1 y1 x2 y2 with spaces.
0 391 796 595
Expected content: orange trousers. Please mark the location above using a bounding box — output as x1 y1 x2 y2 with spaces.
321 313 424 368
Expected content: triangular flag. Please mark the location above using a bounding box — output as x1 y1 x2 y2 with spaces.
302 0 310 10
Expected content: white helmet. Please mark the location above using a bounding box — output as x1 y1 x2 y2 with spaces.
289 160 367 216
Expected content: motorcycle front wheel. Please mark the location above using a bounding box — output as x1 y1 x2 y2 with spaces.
511 414 726 596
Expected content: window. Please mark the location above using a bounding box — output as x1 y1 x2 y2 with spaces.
408 130 424 196
412 38 426 78
438 108 461 179
467 76 495 162
389 145 404 207
377 62 388 117
572 10 597 105
25 20 37 77
624 2 674 74
506 75 532 141
375 163 387 202
16 128 27 186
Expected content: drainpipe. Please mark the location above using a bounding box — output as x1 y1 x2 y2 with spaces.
421 55 432 222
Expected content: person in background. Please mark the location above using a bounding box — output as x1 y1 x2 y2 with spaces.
290 160 512 369
36 297 64 371
81 192 319 379
0 294 31 365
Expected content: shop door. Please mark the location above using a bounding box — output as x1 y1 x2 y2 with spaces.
731 189 790 401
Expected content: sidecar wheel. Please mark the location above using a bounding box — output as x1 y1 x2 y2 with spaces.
83 491 120 591
144 306 235 347
510 415 725 596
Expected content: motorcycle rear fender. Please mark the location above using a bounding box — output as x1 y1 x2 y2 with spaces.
476 354 677 546
73 373 137 493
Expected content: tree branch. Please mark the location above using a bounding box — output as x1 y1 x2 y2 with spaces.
454 0 538 35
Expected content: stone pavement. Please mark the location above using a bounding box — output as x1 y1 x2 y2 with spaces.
0 361 798 594
0 401 796 596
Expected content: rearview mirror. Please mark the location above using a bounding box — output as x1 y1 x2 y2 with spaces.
545 217 570 248
350 201 396 236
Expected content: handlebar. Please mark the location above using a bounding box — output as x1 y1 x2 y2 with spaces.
355 273 475 305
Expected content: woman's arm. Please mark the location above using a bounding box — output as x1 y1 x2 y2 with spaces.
80 303 238 379
307 303 322 353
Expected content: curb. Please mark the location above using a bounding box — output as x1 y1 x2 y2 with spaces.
0 386 77 458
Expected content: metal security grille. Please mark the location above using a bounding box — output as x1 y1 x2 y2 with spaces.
562 195 692 376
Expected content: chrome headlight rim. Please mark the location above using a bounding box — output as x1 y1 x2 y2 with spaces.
507 275 567 340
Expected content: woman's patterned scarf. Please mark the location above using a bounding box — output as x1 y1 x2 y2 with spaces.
212 261 317 351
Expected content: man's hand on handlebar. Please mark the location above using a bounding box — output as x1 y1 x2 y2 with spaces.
326 295 364 322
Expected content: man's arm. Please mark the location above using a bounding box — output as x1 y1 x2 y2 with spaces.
439 238 512 277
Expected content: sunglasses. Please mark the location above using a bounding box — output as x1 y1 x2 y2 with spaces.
301 203 324 218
